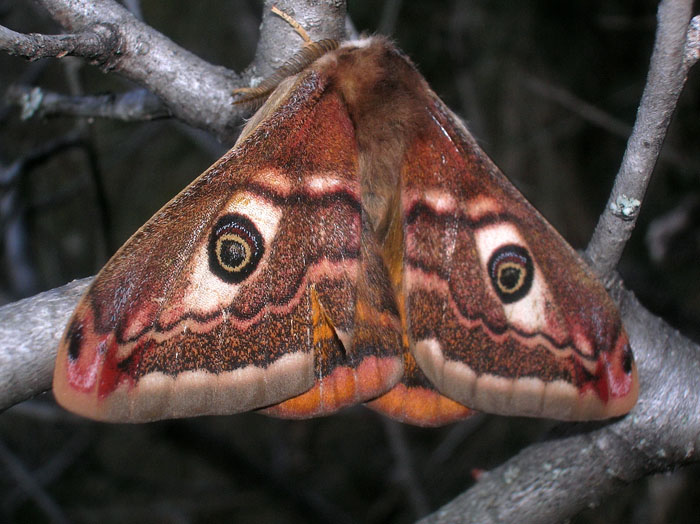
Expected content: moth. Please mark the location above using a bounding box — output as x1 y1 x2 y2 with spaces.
53 36 639 426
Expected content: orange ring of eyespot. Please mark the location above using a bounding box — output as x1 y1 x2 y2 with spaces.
496 261 526 295
208 213 263 284
487 244 534 304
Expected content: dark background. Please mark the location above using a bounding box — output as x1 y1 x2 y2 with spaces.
1 1 699 523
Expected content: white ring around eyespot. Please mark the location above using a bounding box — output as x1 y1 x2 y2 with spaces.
158 192 283 324
473 223 548 332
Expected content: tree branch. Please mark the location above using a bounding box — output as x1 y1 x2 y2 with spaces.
1 269 698 523
24 0 243 139
5 85 170 121
251 0 346 79
0 22 121 63
1 0 347 139
585 2 699 279
0 278 91 411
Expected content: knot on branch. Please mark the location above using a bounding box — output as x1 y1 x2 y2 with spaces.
81 23 124 70
609 194 641 221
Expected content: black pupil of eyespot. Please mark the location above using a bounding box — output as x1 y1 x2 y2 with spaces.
208 213 263 284
487 244 534 304
220 238 247 267
499 266 521 290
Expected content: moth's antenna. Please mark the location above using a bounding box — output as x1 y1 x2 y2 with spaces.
233 6 340 109
270 5 312 44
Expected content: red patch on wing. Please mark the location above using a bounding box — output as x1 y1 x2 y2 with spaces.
576 331 636 406
96 337 147 399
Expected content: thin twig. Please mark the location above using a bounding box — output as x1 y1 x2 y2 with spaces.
5 85 170 122
248 0 346 80
585 3 698 280
0 23 121 64
271 5 313 44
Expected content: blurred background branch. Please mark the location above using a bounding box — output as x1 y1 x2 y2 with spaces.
585 1 699 279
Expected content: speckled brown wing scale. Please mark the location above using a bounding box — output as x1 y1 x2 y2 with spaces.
53 36 638 424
